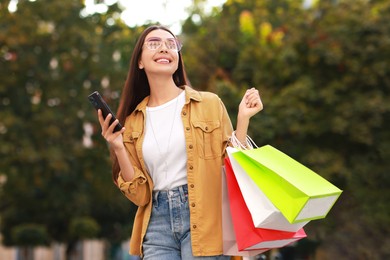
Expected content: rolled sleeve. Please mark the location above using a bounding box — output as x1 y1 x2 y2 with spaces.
117 167 150 206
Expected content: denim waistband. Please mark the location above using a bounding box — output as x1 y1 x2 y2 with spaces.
153 184 188 201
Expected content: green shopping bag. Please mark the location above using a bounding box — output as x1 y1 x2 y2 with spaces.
232 145 342 224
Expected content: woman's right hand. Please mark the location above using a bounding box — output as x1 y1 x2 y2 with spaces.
97 109 125 151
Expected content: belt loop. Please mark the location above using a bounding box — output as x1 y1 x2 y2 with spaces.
153 191 160 207
178 184 187 202
178 185 184 200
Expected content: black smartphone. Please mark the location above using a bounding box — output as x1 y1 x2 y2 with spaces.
88 91 123 132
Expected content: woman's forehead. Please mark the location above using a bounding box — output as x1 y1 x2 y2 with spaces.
145 29 174 39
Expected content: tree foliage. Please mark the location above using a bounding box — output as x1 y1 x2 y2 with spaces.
1 0 389 259
183 0 390 259
0 0 137 256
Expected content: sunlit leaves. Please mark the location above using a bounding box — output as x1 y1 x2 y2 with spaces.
239 11 255 37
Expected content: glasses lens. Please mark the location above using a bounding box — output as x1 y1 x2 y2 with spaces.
145 38 182 51
166 39 178 50
146 40 162 50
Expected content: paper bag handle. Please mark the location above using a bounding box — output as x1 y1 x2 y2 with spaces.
230 131 258 150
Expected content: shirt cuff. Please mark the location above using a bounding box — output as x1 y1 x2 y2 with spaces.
117 169 147 195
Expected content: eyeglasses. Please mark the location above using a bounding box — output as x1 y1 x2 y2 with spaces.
144 37 182 51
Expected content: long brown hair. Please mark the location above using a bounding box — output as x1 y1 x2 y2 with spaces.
111 25 189 183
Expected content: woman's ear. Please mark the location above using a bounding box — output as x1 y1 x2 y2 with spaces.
138 61 144 69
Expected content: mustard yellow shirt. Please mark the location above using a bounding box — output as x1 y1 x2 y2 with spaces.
117 85 234 257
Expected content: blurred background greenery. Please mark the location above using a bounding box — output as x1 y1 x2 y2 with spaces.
0 0 389 259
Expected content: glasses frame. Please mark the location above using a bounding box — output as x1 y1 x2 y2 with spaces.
143 37 182 52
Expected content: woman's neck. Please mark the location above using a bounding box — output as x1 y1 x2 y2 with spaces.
148 79 182 107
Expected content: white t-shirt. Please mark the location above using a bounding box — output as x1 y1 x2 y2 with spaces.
143 91 187 190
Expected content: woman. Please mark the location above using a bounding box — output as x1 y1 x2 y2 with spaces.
97 25 263 259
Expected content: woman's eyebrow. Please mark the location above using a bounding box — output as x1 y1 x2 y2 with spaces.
146 36 175 41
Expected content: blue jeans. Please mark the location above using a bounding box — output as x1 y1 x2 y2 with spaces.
142 184 230 260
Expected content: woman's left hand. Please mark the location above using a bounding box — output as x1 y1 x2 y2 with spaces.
238 87 263 119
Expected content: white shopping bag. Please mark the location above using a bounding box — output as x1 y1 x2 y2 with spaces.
226 147 309 232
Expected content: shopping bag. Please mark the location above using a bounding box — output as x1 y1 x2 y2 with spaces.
226 147 308 232
224 159 307 251
231 145 343 223
222 167 269 257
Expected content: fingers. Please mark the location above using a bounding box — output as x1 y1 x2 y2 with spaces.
97 109 104 125
107 118 121 133
244 88 263 109
98 110 123 137
98 110 110 134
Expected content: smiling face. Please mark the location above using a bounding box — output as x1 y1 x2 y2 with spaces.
138 29 180 77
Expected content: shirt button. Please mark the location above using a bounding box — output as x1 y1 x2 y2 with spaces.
189 165 193 170
189 144 193 149
205 126 208 131
186 127 190 131
190 184 194 188
191 203 195 207
182 111 187 116
192 225 197 229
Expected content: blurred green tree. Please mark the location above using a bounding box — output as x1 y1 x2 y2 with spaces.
11 224 49 260
0 0 137 257
182 0 390 259
1 0 389 259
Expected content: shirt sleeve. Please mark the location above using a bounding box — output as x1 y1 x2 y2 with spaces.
116 166 150 207
219 98 234 155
